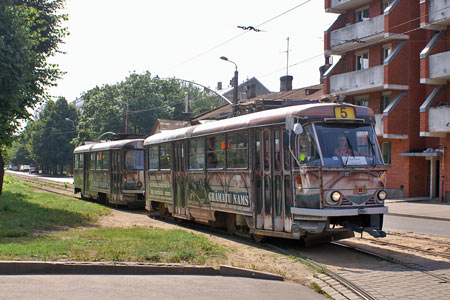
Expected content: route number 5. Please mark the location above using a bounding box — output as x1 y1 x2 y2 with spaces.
335 106 355 119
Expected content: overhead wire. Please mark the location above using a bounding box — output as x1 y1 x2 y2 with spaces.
165 0 312 72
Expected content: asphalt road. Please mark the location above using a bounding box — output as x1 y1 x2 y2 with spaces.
384 214 450 237
0 275 326 300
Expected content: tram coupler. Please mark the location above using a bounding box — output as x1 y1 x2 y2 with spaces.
348 223 386 238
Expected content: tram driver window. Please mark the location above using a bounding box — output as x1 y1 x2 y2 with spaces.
148 146 159 170
297 130 319 166
90 153 96 170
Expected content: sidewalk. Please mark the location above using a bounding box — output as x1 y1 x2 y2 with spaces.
386 198 450 221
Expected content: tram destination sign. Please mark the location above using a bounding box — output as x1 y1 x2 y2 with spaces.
208 191 249 206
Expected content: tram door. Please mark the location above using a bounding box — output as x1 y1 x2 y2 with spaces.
255 128 287 232
83 153 90 197
111 151 122 203
173 142 187 216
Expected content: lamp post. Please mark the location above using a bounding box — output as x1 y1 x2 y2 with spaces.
64 118 75 128
116 98 129 134
220 56 238 114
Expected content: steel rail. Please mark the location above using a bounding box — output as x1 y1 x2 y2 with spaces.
331 241 450 284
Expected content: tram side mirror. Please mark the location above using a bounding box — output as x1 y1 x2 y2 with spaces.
285 116 294 131
293 123 303 135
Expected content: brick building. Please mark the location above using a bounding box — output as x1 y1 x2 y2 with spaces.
323 0 450 200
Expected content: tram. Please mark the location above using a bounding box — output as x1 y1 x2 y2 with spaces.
73 139 145 208
144 103 388 243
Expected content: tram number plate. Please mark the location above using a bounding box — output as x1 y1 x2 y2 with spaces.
335 107 355 119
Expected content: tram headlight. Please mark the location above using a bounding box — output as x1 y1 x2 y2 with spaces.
377 190 387 202
325 191 342 206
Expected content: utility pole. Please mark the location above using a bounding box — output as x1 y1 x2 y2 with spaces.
220 56 239 115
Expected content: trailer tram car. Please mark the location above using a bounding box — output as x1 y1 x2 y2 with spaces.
144 103 388 243
73 139 145 208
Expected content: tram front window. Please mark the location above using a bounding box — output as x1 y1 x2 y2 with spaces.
314 123 383 167
125 150 144 170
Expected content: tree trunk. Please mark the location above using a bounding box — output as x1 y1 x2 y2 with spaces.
0 148 4 197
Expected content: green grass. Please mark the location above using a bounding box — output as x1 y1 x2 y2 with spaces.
0 175 110 238
0 228 225 264
0 175 225 264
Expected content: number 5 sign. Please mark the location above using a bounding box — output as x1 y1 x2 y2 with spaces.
334 106 355 119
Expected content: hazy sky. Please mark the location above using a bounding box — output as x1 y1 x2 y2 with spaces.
48 0 337 102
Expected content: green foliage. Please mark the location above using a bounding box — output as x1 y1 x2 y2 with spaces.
0 175 110 238
0 0 67 147
74 72 226 145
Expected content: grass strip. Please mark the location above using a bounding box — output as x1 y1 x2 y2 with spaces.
0 175 110 238
0 227 225 264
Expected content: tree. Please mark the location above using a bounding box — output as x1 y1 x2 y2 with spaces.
73 72 226 146
0 0 66 195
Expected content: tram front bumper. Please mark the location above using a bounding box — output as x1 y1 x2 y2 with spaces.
291 206 388 219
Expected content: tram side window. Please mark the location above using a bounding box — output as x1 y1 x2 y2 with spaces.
102 152 109 170
206 135 224 169
189 138 205 170
226 132 248 169
96 152 103 170
274 130 281 171
148 146 159 170
255 131 261 170
297 130 320 166
75 154 79 169
159 143 171 170
90 153 96 170
79 154 84 169
263 131 270 171
283 130 291 170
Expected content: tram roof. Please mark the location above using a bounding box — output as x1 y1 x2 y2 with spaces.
74 139 144 153
144 103 374 146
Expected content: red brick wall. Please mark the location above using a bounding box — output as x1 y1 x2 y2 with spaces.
420 0 429 25
385 0 415 34
440 135 450 201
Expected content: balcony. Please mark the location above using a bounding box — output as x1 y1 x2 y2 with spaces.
325 0 373 13
330 65 385 95
429 51 450 83
328 15 385 55
428 106 450 134
421 0 450 30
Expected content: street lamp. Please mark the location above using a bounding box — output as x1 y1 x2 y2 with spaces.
220 56 239 114
64 118 75 128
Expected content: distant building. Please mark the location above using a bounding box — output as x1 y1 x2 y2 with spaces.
193 76 326 122
217 77 271 102
323 0 450 201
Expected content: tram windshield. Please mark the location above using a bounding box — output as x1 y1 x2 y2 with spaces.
125 150 144 170
296 123 383 167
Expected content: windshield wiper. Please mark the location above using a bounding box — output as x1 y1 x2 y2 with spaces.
366 135 377 167
343 136 354 168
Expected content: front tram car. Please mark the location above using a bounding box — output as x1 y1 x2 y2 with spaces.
73 139 145 208
143 103 387 243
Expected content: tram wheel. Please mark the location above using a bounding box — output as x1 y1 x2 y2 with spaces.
226 214 236 235
252 234 265 243
158 202 166 219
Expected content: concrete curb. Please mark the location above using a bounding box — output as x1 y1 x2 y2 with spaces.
387 213 450 222
0 261 283 281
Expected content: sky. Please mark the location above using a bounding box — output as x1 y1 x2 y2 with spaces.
48 0 338 102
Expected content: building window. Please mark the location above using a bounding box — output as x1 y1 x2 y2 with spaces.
355 7 370 23
356 51 369 70
381 142 391 165
382 94 392 111
382 0 394 11
383 45 392 61
355 97 369 107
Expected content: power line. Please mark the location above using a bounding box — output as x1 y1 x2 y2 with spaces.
165 0 312 71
